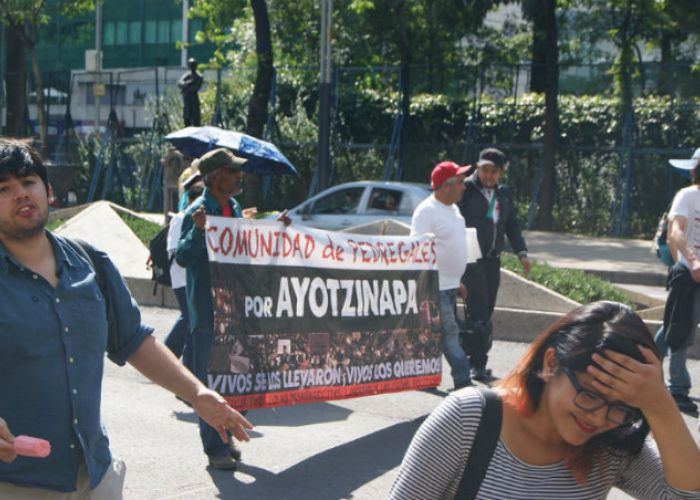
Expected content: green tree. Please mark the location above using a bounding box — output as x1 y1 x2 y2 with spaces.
347 0 495 176
0 0 94 152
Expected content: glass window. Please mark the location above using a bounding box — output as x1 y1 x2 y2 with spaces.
144 20 157 44
368 188 404 212
189 19 203 43
172 19 182 43
103 22 115 46
129 21 141 45
158 19 170 43
311 188 364 215
115 21 127 45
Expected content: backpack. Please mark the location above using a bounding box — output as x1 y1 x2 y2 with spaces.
147 222 175 292
652 208 674 268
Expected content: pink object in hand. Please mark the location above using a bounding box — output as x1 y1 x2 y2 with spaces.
13 435 51 458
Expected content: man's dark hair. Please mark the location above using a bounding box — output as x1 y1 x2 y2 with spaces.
0 139 49 192
693 158 700 185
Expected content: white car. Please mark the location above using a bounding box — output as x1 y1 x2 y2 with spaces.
280 181 432 231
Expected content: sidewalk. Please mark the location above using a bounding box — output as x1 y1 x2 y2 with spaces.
524 230 668 287
104 307 700 500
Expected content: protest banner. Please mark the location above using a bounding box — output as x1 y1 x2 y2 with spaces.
205 217 442 410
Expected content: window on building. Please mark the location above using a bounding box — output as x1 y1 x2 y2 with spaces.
129 21 141 45
103 22 115 46
115 21 127 45
145 20 157 44
189 19 203 43
158 19 170 43
172 19 182 43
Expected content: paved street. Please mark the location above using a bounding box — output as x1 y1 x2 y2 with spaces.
103 307 700 500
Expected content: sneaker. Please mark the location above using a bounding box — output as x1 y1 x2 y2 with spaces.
208 453 237 470
672 394 698 414
471 367 492 382
229 441 243 462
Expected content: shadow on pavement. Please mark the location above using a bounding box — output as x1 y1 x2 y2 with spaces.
207 416 425 499
245 402 354 427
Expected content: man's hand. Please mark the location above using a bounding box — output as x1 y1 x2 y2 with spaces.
242 207 258 220
458 282 468 300
276 209 292 227
192 206 207 231
0 418 17 463
519 255 531 276
191 389 253 444
689 258 700 283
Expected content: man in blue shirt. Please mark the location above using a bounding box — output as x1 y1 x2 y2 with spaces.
0 139 252 498
177 148 289 470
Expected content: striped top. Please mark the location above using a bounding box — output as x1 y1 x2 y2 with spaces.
389 388 700 500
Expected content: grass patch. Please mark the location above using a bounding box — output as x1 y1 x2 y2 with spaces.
117 213 163 245
501 254 633 307
46 218 65 231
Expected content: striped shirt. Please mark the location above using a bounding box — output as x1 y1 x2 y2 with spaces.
389 388 700 500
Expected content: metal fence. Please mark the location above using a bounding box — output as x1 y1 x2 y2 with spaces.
1 61 699 236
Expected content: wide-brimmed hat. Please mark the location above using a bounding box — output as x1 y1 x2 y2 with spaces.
669 148 700 171
182 172 202 190
198 148 247 176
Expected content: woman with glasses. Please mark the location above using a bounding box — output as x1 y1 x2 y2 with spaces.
390 301 700 499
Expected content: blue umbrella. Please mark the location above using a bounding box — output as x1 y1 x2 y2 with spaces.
164 125 299 176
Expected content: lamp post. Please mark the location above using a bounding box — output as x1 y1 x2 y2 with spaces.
316 0 332 192
94 0 103 134
181 0 189 67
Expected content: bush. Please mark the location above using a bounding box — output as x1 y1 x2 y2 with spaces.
500 253 633 307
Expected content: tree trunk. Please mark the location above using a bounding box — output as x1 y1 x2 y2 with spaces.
4 23 29 136
658 31 672 95
535 0 559 230
243 0 273 209
28 48 49 155
396 0 411 180
526 1 547 93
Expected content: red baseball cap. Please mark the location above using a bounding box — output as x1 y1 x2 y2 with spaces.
431 161 472 190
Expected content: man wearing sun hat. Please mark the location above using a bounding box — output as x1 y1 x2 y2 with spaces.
457 147 529 382
411 161 473 390
176 148 250 469
658 147 700 414
177 148 290 469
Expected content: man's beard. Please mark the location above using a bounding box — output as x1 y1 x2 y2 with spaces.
2 212 48 241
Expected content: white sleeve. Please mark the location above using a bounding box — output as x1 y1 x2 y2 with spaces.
614 438 700 499
411 204 433 237
166 215 184 254
669 189 692 220
389 389 484 500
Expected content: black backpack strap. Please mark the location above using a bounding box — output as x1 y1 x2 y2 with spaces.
64 237 110 305
455 388 503 500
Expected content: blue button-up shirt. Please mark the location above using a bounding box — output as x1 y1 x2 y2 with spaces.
176 187 241 333
0 232 152 492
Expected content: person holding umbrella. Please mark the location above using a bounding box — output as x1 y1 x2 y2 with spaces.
176 148 290 470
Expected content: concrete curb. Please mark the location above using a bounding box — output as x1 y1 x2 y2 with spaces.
492 306 700 359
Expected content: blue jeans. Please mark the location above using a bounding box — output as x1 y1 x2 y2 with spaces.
192 327 230 458
164 287 194 371
656 287 699 397
439 289 471 387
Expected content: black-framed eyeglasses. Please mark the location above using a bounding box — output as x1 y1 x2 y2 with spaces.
562 367 640 426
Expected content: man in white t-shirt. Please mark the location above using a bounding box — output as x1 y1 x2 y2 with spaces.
661 149 700 414
411 161 472 389
165 177 203 373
